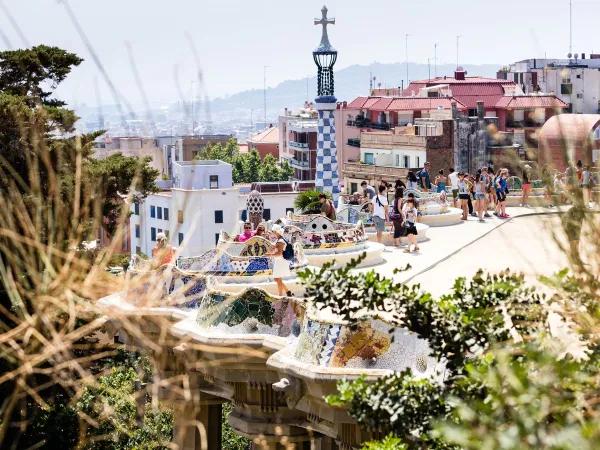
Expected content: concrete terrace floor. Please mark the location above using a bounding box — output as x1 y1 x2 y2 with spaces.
356 205 600 297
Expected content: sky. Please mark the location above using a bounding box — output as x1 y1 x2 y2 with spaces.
1 0 599 108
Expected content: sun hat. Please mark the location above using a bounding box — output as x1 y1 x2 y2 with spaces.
271 224 284 235
156 232 166 240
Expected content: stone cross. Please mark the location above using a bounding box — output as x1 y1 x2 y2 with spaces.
314 5 335 51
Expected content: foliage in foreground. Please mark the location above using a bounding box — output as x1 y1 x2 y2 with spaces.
300 255 600 449
222 403 250 450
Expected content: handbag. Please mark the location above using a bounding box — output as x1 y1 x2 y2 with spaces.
389 198 402 221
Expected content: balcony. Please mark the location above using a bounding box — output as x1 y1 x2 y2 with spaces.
290 158 310 170
288 118 318 132
506 120 541 129
347 138 360 148
343 162 408 179
289 140 309 149
360 132 427 148
369 123 391 131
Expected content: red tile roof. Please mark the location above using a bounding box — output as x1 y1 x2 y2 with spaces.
247 126 279 144
495 95 569 109
346 96 370 109
387 97 467 111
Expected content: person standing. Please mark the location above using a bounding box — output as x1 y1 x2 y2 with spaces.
406 171 419 190
391 187 406 247
152 232 175 269
448 168 459 208
319 193 337 220
582 165 592 207
418 162 432 192
487 165 497 214
372 184 389 244
467 173 477 217
495 168 509 218
520 164 532 208
475 167 488 222
402 198 420 253
542 164 554 208
361 180 376 212
458 172 469 220
268 224 292 296
435 169 447 194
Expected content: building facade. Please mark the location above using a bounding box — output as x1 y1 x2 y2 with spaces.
93 137 165 176
130 160 299 257
246 126 280 160
279 108 318 181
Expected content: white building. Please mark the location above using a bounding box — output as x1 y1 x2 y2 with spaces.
504 56 600 114
130 160 299 257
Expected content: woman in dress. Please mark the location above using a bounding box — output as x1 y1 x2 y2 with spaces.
391 187 406 247
268 224 292 296
435 169 447 194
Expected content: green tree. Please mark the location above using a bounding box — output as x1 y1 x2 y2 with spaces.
246 149 260 183
259 154 281 182
223 137 239 160
280 160 294 180
294 189 330 214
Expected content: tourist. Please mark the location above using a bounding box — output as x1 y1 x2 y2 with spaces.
394 178 406 190
435 169 447 194
467 173 477 217
475 167 488 222
372 184 389 244
268 224 292 296
152 232 175 267
406 171 419 190
458 172 469 220
402 198 420 253
487 166 497 213
520 164 532 208
582 164 592 206
542 163 554 208
255 223 267 238
235 222 255 242
448 167 459 208
418 162 432 192
554 172 567 204
495 168 509 218
348 192 361 205
406 192 422 222
391 187 406 247
576 160 584 185
361 180 376 200
319 193 337 220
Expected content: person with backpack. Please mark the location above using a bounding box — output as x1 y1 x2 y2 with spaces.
390 187 406 247
371 184 389 244
268 224 293 296
319 193 337 220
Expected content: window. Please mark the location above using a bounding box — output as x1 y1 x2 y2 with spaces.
134 203 139 215
350 182 358 194
241 210 248 221
151 227 156 241
364 153 374 165
210 175 219 189
395 154 400 166
136 246 141 254
178 232 184 245
415 156 420 168
263 209 271 221
164 208 169 221
286 207 294 215
513 73 519 83
178 210 184 223
215 233 220 245
403 155 410 169
561 84 573 95
468 108 477 117
562 78 571 83
214 210 223 223
577 93 584 99
150 205 156 218
576 74 582 79
157 206 163 220
135 224 140 238
427 91 439 98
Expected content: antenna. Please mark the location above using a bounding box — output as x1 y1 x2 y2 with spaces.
569 0 573 56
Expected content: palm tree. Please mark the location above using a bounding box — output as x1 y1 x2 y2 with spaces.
294 189 331 214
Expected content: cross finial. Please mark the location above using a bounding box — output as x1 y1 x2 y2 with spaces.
314 5 336 52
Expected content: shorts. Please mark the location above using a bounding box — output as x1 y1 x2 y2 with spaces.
522 184 531 189
459 194 470 200
582 183 590 189
452 189 459 199
417 211 423 217
405 224 418 236
373 215 386 232
475 193 485 200
497 191 506 202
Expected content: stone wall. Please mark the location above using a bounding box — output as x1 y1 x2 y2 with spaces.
456 117 499 173
426 120 454 175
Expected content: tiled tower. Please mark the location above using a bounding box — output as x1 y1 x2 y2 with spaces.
313 6 341 205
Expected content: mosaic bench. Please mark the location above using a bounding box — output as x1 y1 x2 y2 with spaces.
283 213 367 249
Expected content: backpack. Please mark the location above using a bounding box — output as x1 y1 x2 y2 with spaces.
281 238 294 261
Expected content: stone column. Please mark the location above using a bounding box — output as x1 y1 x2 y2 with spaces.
314 100 341 206
173 402 224 450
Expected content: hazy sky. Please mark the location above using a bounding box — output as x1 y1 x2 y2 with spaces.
1 0 599 107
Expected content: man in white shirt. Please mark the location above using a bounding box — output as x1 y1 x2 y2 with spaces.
371 184 389 244
448 168 459 208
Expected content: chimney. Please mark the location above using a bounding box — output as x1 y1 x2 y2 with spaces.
284 107 288 116
451 102 457 120
582 53 586 59
454 69 465 81
476 101 484 120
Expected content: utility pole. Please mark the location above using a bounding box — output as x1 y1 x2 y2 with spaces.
434 43 438 78
190 80 195 137
263 65 269 130
428 59 431 81
306 75 309 102
569 0 573 55
456 35 463 69
250 108 254 131
405 34 413 87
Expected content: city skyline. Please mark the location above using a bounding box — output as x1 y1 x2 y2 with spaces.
0 0 598 108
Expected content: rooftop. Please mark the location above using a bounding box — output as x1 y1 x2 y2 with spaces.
346 96 467 111
247 126 279 144
174 160 231 167
495 95 569 109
